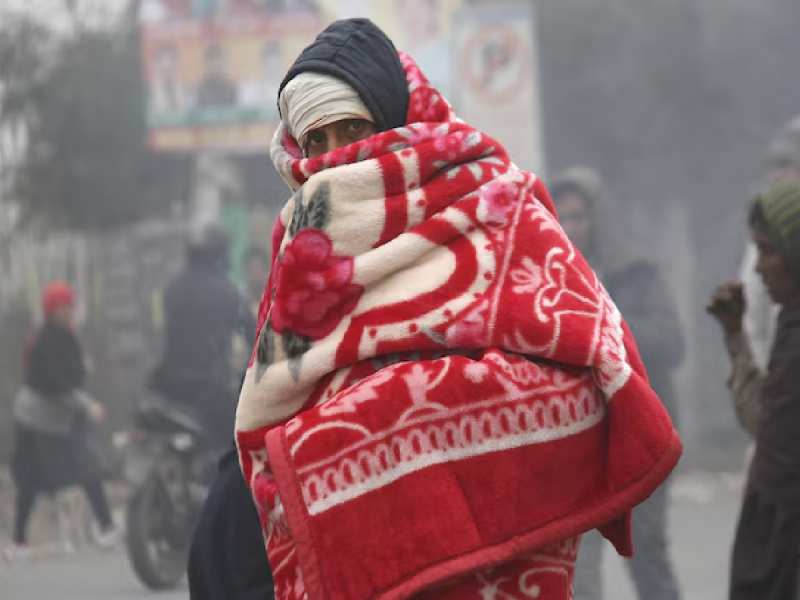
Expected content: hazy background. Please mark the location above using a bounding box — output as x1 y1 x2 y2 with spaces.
4 0 798 465
2 0 800 596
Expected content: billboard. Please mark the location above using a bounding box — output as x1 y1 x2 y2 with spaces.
139 0 542 170
139 0 323 152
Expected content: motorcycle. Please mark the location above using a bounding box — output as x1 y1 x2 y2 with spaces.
121 396 217 590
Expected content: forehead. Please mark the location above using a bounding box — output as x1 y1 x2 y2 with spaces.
310 121 341 133
308 118 371 133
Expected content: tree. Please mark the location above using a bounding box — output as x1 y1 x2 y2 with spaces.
0 15 53 238
6 13 192 231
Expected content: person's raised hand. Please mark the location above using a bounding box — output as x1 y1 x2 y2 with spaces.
707 280 745 335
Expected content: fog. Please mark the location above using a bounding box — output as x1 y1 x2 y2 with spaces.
2 0 799 597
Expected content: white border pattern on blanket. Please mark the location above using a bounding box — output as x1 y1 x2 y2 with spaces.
301 381 605 515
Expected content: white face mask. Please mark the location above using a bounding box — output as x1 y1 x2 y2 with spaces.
279 72 375 149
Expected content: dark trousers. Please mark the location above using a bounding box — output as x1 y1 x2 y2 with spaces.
573 484 682 600
729 486 800 600
188 448 274 600
14 479 113 545
12 424 114 545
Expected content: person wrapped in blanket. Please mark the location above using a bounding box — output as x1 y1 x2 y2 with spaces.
235 18 681 600
708 181 800 600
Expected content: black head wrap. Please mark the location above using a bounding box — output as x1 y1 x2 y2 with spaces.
278 18 409 132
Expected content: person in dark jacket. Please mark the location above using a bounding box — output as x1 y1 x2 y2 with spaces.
152 225 252 450
708 181 800 600
7 282 119 560
551 167 685 600
186 241 272 598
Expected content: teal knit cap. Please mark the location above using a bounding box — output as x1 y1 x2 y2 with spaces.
754 181 800 273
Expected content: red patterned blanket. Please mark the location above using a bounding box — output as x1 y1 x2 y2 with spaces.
235 54 681 599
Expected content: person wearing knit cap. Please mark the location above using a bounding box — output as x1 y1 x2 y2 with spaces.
739 114 800 371
752 182 800 280
708 181 800 599
7 282 120 561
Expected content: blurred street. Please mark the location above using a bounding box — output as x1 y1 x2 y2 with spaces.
2 549 186 599
2 468 743 600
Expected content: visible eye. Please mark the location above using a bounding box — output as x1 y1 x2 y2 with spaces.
344 119 374 141
304 130 326 157
347 120 365 133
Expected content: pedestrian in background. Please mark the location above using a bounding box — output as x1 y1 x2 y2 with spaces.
188 243 274 600
739 114 800 371
7 281 119 560
150 225 252 450
552 167 685 600
708 181 800 599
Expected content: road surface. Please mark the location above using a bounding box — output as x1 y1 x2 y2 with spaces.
1 469 743 599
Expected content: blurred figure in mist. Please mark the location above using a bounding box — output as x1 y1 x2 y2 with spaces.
708 182 800 599
739 115 800 372
150 225 250 449
188 243 270 600
551 167 684 600
8 282 119 560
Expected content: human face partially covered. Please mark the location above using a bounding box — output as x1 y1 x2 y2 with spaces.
752 226 800 305
303 118 376 158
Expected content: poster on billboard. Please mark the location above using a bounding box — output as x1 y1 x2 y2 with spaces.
139 0 542 167
139 0 323 152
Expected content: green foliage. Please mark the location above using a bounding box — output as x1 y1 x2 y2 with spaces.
6 18 191 230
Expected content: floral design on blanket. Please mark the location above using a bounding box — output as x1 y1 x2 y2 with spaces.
256 181 365 379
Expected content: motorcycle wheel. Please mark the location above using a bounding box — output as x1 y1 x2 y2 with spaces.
125 475 191 590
